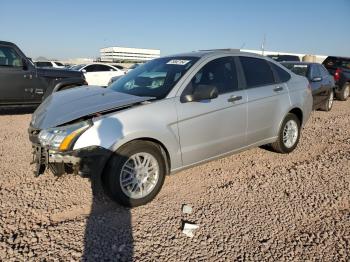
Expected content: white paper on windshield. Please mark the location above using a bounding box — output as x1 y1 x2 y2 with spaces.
167 60 190 65
293 65 308 68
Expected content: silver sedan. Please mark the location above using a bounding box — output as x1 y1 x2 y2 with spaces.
29 50 313 207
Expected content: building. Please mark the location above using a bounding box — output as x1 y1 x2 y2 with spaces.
100 46 160 63
241 49 327 63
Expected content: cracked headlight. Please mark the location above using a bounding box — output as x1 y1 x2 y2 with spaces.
38 121 91 151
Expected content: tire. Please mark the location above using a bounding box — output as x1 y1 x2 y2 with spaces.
320 89 334 112
103 141 166 207
336 83 349 101
271 113 301 154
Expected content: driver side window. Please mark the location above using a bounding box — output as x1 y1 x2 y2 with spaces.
0 46 23 68
187 57 238 95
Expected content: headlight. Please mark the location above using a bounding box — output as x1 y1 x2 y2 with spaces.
38 121 91 151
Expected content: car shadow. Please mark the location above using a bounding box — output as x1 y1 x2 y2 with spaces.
82 117 134 261
0 106 37 115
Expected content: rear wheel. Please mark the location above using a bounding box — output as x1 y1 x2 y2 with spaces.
320 89 334 112
103 141 166 207
336 83 349 101
271 113 301 154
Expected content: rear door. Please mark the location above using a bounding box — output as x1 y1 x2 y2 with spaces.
176 56 247 166
309 64 324 107
239 56 291 143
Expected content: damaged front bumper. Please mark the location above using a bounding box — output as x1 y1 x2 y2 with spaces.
31 145 112 178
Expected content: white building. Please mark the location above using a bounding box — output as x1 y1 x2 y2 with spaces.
241 49 327 63
100 46 160 63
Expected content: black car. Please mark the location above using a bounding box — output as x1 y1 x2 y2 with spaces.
268 54 300 62
0 41 87 107
322 56 350 101
282 62 335 111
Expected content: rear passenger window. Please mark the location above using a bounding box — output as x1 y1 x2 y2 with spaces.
269 62 291 83
310 65 321 78
239 57 275 88
189 57 239 94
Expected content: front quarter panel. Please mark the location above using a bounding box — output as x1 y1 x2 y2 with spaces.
74 98 182 170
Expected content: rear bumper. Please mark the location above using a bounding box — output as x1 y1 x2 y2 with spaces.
31 145 112 177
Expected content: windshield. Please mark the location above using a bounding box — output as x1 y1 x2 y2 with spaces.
109 57 199 99
282 63 308 76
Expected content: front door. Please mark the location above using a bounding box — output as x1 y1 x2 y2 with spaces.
176 56 247 166
0 45 34 104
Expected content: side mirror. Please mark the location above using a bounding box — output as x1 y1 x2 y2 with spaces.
311 77 322 82
183 84 219 102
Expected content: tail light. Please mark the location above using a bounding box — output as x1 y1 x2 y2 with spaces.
334 68 342 82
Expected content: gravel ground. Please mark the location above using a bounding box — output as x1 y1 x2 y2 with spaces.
0 101 349 261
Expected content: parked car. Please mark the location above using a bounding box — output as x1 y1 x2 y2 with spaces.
322 56 350 101
35 61 65 68
282 62 335 111
268 54 300 62
29 50 312 207
71 63 125 87
0 41 87 106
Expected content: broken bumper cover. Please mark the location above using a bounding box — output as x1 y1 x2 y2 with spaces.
31 145 112 177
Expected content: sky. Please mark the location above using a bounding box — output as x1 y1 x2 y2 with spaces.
1 0 349 59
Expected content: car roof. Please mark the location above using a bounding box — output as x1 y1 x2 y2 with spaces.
0 40 16 46
164 49 267 59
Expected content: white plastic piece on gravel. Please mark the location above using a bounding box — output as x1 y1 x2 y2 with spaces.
182 222 199 238
182 204 193 214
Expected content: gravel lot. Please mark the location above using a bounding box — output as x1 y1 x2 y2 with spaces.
0 101 349 261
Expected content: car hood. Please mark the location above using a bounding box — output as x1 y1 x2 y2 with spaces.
31 86 153 129
36 67 83 78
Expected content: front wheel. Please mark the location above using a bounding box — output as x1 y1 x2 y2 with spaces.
271 113 301 154
103 141 166 207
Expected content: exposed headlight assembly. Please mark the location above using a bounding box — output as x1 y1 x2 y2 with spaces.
38 121 91 151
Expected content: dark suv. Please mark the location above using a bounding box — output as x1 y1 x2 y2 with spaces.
0 41 87 107
322 56 350 101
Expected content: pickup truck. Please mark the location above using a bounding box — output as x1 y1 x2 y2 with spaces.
322 56 350 101
0 41 87 106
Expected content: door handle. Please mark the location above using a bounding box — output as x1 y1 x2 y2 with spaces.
227 95 242 103
35 89 44 95
273 86 284 92
24 74 33 80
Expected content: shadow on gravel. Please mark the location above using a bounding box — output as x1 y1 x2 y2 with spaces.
82 171 133 261
0 106 37 115
82 117 133 261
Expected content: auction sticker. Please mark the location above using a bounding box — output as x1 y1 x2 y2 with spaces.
167 60 190 65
